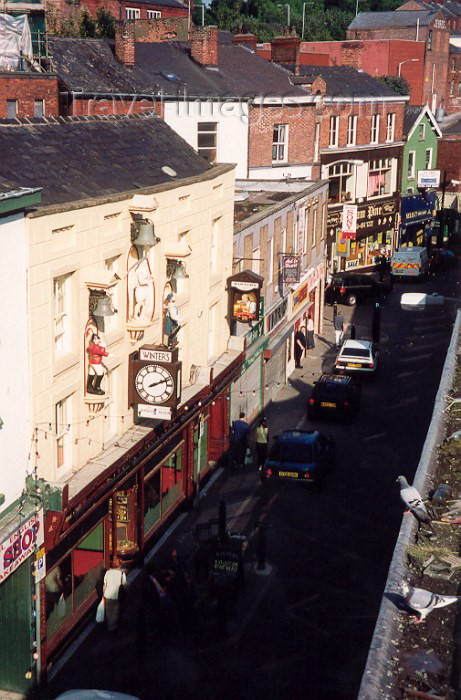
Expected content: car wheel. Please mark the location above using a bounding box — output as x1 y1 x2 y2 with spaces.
346 293 357 306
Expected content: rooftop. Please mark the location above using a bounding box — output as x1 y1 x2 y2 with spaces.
403 105 425 137
290 65 400 98
348 10 438 30
0 115 213 208
48 35 310 99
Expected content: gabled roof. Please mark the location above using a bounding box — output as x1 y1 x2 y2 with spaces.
49 36 310 99
348 10 438 30
399 0 461 19
0 115 213 208
403 104 442 139
290 65 401 98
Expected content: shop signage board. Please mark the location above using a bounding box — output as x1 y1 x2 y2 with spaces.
328 199 398 239
0 509 44 584
401 192 437 225
228 270 263 324
341 204 358 240
266 297 288 335
417 170 440 188
138 405 172 420
282 255 300 284
34 546 46 583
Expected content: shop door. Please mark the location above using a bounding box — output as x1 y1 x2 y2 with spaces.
109 482 139 567
0 560 33 693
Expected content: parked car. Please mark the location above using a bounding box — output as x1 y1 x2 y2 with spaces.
259 430 335 488
307 373 361 421
325 273 387 306
334 339 379 377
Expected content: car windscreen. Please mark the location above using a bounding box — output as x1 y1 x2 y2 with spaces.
269 443 313 464
340 347 370 358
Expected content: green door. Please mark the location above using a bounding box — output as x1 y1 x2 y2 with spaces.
0 559 34 693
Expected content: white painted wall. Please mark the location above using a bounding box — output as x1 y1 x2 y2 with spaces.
248 164 312 180
163 100 249 178
0 212 30 507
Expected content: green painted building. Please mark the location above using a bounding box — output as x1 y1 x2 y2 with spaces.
400 106 442 246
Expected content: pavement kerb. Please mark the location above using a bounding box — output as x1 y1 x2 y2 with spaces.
357 309 461 700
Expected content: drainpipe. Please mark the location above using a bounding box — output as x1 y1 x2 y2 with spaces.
416 18 419 41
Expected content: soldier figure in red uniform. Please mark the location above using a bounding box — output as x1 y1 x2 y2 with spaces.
87 333 109 395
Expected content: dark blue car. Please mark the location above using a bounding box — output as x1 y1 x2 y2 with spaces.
259 430 335 488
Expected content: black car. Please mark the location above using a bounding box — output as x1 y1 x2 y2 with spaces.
307 373 361 421
259 430 335 488
325 273 388 306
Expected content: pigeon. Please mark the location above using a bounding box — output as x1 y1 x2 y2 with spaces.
396 475 432 525
400 581 459 623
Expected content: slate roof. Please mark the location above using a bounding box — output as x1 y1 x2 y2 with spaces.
0 115 212 207
400 0 461 18
49 36 310 98
348 10 438 30
441 116 461 134
403 105 424 136
290 65 400 98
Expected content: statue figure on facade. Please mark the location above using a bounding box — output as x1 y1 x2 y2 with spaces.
163 293 180 348
87 333 109 395
127 256 154 323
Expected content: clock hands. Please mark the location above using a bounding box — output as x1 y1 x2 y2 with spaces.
148 378 167 388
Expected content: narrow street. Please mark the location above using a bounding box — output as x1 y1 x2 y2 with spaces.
41 269 459 700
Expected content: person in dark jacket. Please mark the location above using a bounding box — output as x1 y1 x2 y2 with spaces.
294 328 307 368
231 412 250 468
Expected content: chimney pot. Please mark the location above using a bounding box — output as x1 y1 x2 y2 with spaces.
191 25 218 67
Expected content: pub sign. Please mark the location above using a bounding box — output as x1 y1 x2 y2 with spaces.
228 270 263 325
282 255 300 284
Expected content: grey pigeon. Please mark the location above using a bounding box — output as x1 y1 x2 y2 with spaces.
396 475 431 525
400 581 459 623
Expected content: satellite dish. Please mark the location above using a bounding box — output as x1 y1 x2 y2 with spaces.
161 166 177 178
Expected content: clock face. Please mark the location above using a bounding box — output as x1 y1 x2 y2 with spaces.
135 364 175 405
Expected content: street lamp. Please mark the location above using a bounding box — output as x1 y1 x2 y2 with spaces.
302 2 314 39
277 3 290 27
355 0 364 17
398 58 419 77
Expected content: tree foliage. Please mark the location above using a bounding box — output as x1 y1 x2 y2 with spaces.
376 75 410 96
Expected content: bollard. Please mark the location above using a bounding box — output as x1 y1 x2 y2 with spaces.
218 499 227 541
256 522 267 571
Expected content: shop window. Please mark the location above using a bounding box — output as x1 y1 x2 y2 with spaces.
368 158 392 197
328 162 354 204
45 555 72 638
161 447 183 513
144 469 161 534
73 524 104 610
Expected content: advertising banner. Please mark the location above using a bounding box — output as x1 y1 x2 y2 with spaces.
282 255 300 284
417 170 441 188
342 204 358 239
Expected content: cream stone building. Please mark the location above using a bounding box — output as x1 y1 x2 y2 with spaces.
0 115 243 693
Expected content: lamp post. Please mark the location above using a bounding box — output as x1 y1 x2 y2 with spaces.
355 0 364 17
302 2 314 39
398 58 419 77
277 3 290 27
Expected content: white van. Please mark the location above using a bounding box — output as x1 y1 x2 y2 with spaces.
390 247 429 279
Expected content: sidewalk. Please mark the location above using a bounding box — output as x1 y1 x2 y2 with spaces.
42 308 344 699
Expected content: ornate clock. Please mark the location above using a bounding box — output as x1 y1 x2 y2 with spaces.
129 345 181 410
135 364 175 405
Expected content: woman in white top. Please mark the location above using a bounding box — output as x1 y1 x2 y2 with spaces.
103 557 127 632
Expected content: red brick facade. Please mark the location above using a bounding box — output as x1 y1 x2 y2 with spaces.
0 74 59 119
248 103 316 168
46 0 189 24
445 52 461 115
437 134 461 194
317 101 405 151
346 12 450 111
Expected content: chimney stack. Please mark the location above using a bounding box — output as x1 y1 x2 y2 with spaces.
232 33 258 51
115 20 135 67
190 25 218 68
271 35 301 69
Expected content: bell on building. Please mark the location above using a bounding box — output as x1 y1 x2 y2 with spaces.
93 295 114 317
134 221 156 248
173 262 188 280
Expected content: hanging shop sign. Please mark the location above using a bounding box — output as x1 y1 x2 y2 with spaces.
129 344 182 413
228 270 263 324
34 546 46 583
328 199 398 240
417 170 440 188
341 204 358 240
0 509 44 584
282 255 301 284
297 206 306 255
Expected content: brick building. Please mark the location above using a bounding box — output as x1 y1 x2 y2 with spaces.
446 43 461 113
0 72 59 118
398 0 461 31
48 24 321 180
438 115 461 209
277 60 408 271
347 10 450 113
46 0 191 25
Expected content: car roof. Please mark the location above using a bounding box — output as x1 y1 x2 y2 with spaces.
318 373 352 385
340 339 373 351
277 430 319 444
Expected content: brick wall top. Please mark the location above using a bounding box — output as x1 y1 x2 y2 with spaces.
190 25 218 67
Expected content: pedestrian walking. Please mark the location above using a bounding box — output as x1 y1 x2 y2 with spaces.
231 411 250 469
294 327 307 368
102 557 127 632
334 312 345 349
306 315 315 349
255 417 269 467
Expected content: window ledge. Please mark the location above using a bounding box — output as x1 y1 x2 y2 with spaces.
53 351 79 378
